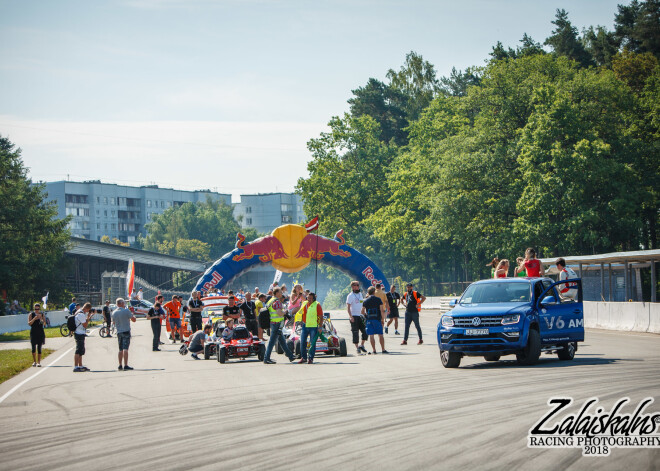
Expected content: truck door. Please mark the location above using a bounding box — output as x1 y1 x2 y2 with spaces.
537 279 584 343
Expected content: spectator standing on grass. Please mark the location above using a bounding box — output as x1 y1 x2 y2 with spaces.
28 303 46 367
147 302 166 351
73 303 93 372
347 281 368 355
112 298 136 371
102 300 113 338
188 291 204 333
401 283 425 346
385 284 401 335
362 286 388 355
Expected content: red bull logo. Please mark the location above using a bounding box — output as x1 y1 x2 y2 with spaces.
202 271 223 291
362 266 382 287
233 233 288 263
295 229 351 260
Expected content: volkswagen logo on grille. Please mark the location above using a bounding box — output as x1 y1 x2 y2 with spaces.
472 317 481 326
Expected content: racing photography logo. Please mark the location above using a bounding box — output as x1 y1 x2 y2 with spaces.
528 397 660 456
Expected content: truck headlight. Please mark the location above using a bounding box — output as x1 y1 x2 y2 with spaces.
441 315 454 327
501 314 521 325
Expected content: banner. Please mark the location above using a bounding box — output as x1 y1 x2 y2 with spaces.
126 259 135 298
41 292 49 310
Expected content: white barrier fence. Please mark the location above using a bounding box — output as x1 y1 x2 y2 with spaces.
0 311 70 334
423 298 659 334
583 302 660 334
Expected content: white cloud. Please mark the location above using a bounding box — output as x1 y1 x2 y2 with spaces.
0 116 326 198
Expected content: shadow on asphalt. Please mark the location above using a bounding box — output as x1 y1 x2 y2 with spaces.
90 368 166 372
461 355 632 369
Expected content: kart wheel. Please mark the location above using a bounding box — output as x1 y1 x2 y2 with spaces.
516 328 541 366
218 348 227 364
276 340 283 355
286 339 295 357
484 354 500 362
557 342 576 361
99 326 108 338
440 350 461 368
339 338 347 357
204 344 211 360
294 340 301 358
257 344 265 361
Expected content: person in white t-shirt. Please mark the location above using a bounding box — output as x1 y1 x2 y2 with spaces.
73 303 94 372
346 281 368 355
555 258 578 300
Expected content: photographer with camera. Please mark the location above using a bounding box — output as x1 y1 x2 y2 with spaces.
73 303 94 372
263 288 295 364
28 303 46 367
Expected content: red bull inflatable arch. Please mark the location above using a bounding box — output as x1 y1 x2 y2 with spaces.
193 223 389 293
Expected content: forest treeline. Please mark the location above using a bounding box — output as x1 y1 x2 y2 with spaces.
296 2 660 286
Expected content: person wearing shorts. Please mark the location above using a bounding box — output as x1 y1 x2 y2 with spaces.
102 300 113 338
73 303 93 372
188 325 212 360
385 285 401 335
112 298 136 371
28 303 46 367
164 295 182 343
362 286 388 354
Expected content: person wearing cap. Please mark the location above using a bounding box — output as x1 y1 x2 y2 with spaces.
346 281 368 355
401 283 425 345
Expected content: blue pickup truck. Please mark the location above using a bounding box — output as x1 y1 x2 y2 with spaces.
437 278 584 368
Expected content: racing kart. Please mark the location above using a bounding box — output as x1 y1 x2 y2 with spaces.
213 325 265 363
287 313 348 358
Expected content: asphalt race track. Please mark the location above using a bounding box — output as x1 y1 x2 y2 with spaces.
0 311 658 471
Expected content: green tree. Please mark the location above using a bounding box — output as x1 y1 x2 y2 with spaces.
386 51 440 122
582 26 619 67
545 9 593 67
0 136 71 308
614 0 660 57
140 200 254 260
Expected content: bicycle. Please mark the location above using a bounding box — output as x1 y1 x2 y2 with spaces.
99 321 116 338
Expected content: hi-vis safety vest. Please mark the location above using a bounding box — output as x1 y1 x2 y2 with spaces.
267 297 283 322
404 291 421 312
302 301 319 328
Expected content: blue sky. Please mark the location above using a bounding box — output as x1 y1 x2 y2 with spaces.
0 0 623 199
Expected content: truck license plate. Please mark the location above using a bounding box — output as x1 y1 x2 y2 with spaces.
237 347 248 353
465 328 489 336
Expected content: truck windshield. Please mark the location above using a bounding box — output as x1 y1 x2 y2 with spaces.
461 282 531 304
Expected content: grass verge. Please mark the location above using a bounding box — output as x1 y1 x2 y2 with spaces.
0 321 103 341
0 349 55 384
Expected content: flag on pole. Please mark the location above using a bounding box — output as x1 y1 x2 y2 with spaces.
305 216 319 232
126 259 135 298
273 270 282 285
41 292 49 310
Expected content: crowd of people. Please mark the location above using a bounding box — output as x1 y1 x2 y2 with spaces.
56 279 428 372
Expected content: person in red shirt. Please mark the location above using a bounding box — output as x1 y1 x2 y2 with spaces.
520 248 545 277
494 259 509 278
163 295 182 343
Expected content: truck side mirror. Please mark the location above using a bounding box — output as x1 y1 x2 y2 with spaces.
449 299 457 307
540 295 557 307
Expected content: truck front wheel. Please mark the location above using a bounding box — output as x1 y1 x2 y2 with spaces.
557 342 576 361
440 350 461 368
516 328 541 366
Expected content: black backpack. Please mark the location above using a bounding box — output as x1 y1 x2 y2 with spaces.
67 314 78 332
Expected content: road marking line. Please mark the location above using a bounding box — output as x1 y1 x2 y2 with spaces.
0 347 73 405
